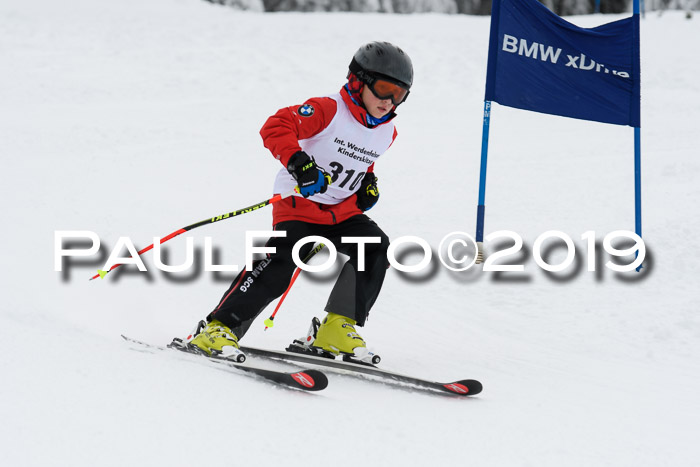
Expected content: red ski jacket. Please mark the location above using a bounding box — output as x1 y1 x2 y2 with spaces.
260 87 397 226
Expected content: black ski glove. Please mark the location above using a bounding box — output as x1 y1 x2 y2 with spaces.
356 172 380 211
287 151 330 198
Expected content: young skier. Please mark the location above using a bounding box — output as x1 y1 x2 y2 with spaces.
188 41 413 360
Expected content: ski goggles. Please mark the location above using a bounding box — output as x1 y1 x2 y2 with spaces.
367 78 410 105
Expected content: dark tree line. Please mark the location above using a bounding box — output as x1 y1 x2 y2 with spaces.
205 0 634 14
206 0 698 15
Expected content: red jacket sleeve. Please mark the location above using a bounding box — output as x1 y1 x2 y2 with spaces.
259 97 338 167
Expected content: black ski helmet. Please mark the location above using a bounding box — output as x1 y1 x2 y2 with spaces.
348 41 413 90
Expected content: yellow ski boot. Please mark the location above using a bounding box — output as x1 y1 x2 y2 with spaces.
312 313 367 356
188 320 245 362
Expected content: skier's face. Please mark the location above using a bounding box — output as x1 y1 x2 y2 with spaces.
361 85 394 119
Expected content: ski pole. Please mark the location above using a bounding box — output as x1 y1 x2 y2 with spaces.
264 242 326 330
90 189 298 281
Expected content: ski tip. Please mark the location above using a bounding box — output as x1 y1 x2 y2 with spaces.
289 369 329 391
442 379 483 396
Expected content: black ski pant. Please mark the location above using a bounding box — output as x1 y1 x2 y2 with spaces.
209 215 390 340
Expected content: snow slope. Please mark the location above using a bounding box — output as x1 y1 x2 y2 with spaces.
2 1 699 465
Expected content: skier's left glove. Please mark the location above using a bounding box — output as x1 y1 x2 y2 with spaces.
356 172 380 211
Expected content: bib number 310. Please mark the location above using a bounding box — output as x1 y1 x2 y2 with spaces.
328 161 366 190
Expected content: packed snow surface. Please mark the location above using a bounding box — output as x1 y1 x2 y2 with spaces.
2 0 699 465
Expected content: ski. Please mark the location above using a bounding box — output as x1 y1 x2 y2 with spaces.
121 335 328 392
239 345 483 397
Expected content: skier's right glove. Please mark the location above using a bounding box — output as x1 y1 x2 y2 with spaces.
287 151 331 198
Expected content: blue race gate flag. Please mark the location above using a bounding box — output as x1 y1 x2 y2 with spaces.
475 0 644 270
484 0 641 127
